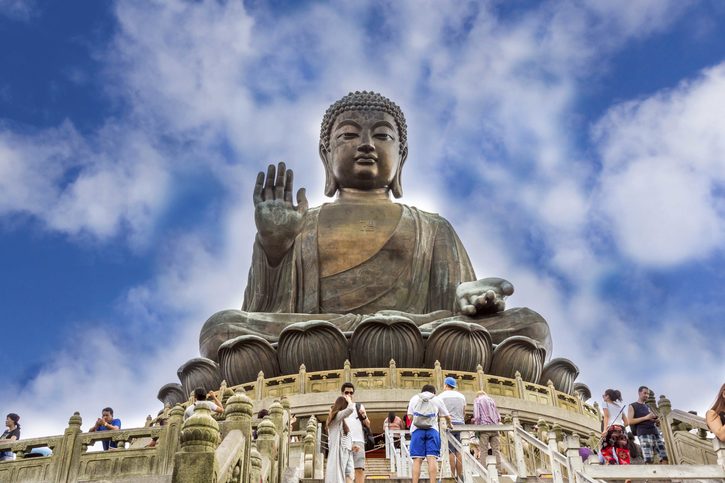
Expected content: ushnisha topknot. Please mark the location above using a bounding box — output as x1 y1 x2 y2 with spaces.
320 91 407 155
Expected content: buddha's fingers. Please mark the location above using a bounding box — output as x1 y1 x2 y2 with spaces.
284 169 294 203
458 295 476 315
296 188 308 213
274 162 287 200
264 164 276 200
253 172 265 204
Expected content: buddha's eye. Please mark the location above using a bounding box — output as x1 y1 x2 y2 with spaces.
337 132 358 140
374 133 394 141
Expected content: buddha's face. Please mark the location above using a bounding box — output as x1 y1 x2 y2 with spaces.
323 110 404 193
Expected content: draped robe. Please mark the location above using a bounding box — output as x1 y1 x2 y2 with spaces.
242 204 476 315
199 203 551 361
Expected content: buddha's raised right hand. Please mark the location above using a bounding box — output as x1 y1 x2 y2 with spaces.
254 162 308 266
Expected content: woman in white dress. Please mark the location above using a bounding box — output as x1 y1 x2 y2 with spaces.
325 395 354 483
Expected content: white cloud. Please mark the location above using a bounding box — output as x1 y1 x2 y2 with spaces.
594 63 725 266
0 0 36 21
3 0 723 443
0 122 170 244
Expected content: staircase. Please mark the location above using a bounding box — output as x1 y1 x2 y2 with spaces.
365 456 393 479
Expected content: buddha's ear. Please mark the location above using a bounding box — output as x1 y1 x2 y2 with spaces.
319 143 338 197
391 146 408 199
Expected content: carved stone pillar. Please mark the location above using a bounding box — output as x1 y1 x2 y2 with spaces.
303 416 317 479
172 405 221 483
249 443 262 483
256 417 278 483
224 391 253 483
158 405 184 475
54 412 83 483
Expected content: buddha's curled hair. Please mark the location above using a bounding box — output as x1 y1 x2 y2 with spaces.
320 91 407 155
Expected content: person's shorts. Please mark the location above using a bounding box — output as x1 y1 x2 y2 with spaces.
352 441 365 469
410 428 441 458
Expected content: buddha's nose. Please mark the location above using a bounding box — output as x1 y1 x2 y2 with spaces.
358 132 374 152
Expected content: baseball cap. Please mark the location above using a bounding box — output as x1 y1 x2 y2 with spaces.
444 376 457 388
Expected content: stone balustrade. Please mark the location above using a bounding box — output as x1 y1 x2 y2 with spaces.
227 359 600 436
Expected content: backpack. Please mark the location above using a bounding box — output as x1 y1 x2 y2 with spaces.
412 393 438 429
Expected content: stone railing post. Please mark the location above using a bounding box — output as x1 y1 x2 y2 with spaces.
255 371 265 400
434 360 443 390
547 431 564 483
249 443 262 483
511 412 527 477
389 359 398 388
269 401 286 483
256 417 279 483
656 394 677 463
537 419 550 442
224 391 253 482
343 359 352 382
486 455 500 483
155 405 184 475
514 371 526 399
439 417 451 478
298 363 307 394
303 416 317 478
547 380 558 407
54 412 83 483
476 364 485 392
171 405 221 483
565 434 583 483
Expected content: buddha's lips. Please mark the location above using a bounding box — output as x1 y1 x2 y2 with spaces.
355 157 377 164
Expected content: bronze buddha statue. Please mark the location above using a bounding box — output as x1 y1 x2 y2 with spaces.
166 92 578 402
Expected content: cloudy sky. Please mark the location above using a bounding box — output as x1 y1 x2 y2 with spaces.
1 0 724 440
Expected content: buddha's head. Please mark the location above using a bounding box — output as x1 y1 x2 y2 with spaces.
319 91 408 198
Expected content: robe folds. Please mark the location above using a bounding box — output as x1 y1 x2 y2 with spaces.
242 204 476 315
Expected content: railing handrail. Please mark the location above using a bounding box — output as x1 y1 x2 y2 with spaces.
667 408 711 431
448 424 514 433
215 428 245 483
0 435 63 452
447 429 493 482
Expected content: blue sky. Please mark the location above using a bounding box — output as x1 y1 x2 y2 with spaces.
1 0 724 439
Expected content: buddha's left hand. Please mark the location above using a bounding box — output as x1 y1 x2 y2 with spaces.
456 277 514 316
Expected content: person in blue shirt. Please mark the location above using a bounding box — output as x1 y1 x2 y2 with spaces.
89 407 121 450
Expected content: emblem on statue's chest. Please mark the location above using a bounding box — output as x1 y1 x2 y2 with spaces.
359 219 376 232
317 203 402 277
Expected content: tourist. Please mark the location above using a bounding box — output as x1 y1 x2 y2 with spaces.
0 413 20 461
325 394 355 483
340 382 369 483
706 383 725 442
602 389 628 434
89 407 121 450
407 384 451 483
473 390 502 469
184 388 224 420
383 411 404 447
438 376 466 479
627 386 668 464
600 425 630 465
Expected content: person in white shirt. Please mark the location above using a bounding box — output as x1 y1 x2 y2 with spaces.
407 384 452 483
184 387 224 420
438 377 466 479
341 382 370 483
